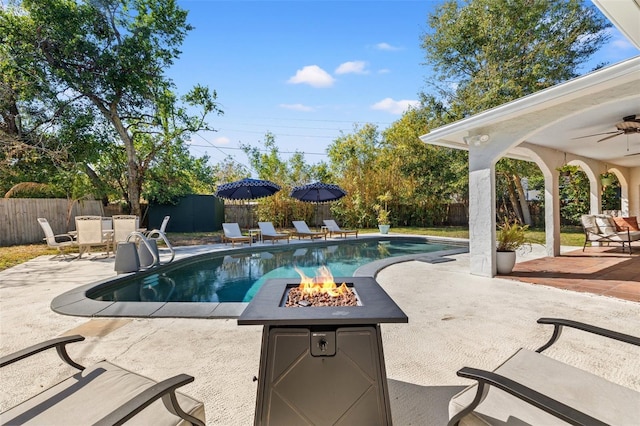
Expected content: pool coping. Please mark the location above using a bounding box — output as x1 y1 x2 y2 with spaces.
51 235 468 319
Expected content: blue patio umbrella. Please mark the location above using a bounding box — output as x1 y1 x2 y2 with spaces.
215 178 281 226
290 182 347 227
215 178 281 201
289 182 347 204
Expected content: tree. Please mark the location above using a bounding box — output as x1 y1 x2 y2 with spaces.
1 0 221 215
420 0 611 222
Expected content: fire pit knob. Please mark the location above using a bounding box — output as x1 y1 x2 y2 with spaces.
311 331 336 357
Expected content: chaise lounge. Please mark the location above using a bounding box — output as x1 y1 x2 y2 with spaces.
292 220 327 240
0 335 205 425
258 222 290 244
448 317 640 426
222 223 252 246
323 219 358 238
581 213 640 254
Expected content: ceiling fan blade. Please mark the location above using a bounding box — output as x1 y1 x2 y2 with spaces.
572 131 619 140
597 132 624 143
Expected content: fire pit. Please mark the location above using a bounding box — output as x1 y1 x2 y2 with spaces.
238 275 408 425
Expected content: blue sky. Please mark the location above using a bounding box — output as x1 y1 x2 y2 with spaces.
169 0 640 173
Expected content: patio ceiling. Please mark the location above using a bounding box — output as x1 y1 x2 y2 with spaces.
420 56 640 169
421 0 640 169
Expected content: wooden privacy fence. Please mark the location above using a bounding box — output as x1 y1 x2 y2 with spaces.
0 199 104 246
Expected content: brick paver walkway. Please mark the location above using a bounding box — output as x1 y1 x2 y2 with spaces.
504 247 640 302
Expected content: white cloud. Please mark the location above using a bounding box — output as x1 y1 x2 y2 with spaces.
378 68 391 74
287 65 335 88
335 61 369 75
371 98 419 115
375 42 402 51
280 103 314 112
214 136 231 145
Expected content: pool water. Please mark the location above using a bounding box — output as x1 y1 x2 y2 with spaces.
90 239 455 303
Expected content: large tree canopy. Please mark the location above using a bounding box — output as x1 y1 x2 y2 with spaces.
418 0 612 224
1 0 221 213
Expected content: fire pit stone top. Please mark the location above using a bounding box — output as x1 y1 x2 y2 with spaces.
238 277 408 326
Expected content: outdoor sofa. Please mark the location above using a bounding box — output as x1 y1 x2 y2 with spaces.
448 317 640 426
0 335 205 425
581 213 640 254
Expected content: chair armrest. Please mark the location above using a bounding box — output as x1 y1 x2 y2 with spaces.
449 367 607 426
0 335 85 370
536 318 640 352
94 374 204 426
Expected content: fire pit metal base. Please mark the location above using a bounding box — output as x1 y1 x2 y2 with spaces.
239 277 408 426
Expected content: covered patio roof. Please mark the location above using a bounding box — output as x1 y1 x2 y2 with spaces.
419 0 640 277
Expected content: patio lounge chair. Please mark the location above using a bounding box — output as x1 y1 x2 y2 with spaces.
292 220 327 240
37 218 77 259
258 222 290 244
0 335 205 425
222 223 252 246
75 215 112 258
323 219 358 238
448 318 640 426
113 215 140 252
147 215 171 241
581 213 640 254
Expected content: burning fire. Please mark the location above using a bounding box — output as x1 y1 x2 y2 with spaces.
295 266 351 297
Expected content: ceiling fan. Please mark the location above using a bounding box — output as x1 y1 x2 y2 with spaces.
574 114 640 143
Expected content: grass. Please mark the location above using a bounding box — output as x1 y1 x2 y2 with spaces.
0 226 585 272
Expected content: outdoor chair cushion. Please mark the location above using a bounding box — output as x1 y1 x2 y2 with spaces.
612 216 639 232
594 214 617 235
449 348 640 426
1 360 205 425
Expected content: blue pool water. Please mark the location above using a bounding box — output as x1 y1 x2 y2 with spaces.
89 238 456 303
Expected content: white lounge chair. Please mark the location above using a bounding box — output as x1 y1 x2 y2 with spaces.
258 222 290 244
292 221 326 240
37 218 77 259
75 215 111 258
0 335 205 425
112 215 139 253
448 318 640 426
323 219 358 238
222 223 252 246
147 215 170 241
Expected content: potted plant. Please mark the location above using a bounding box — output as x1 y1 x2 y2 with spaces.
373 191 392 234
496 218 530 274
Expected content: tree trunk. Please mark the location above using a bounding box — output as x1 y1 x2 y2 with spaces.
506 179 524 223
513 174 532 226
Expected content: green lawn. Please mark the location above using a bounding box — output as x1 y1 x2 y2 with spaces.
0 226 585 272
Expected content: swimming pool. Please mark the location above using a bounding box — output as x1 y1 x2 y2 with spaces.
51 236 467 318
89 238 459 303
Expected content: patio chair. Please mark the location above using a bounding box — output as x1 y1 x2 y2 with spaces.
448 318 640 426
291 220 327 240
75 215 111 258
258 222 290 244
37 218 77 259
222 223 252 246
147 215 171 241
0 335 205 425
113 215 139 252
323 219 358 238
581 214 640 254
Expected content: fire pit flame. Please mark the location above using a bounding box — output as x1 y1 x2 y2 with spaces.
287 266 357 307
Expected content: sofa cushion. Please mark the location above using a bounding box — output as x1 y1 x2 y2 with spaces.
0 360 205 426
612 216 640 232
594 215 617 235
449 348 640 426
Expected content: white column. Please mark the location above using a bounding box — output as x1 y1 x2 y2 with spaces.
545 172 561 256
468 153 496 277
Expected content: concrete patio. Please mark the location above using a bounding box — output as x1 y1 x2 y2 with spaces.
1 240 639 424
